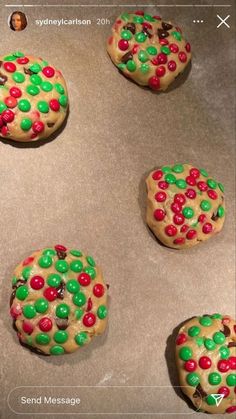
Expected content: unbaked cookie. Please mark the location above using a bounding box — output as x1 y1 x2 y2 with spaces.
175 314 236 414
107 10 191 91
146 163 225 249
10 245 108 355
0 52 68 142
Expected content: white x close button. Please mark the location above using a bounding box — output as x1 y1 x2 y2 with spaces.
217 15 230 29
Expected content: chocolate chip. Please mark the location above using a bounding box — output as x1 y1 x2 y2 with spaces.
228 342 236 348
193 383 207 399
211 212 219 221
19 339 50 356
47 122 55 128
121 51 133 64
162 22 173 31
24 67 34 75
0 72 8 85
56 250 66 259
123 22 136 34
221 324 231 337
142 27 152 38
56 281 65 299
56 317 69 330
157 28 169 39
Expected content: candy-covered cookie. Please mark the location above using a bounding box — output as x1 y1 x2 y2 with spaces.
0 52 68 142
146 164 225 249
107 10 191 91
10 245 108 355
175 314 236 414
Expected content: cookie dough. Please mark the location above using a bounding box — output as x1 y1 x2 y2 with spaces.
10 245 108 355
146 163 225 249
175 314 236 414
0 52 68 142
107 10 191 91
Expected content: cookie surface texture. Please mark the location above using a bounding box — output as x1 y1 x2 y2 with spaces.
175 314 236 414
10 245 108 355
0 52 68 142
146 163 225 249
107 11 191 91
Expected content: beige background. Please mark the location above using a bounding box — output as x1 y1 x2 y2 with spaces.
0 1 235 418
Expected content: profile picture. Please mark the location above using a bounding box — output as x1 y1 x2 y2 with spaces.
9 11 27 31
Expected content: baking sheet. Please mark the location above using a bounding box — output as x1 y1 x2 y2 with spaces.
0 1 235 418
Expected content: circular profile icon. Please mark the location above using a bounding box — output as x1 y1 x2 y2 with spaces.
9 11 27 31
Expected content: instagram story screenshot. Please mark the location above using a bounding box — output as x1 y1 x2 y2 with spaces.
0 0 235 418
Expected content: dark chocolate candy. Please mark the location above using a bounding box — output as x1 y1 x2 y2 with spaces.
121 51 133 64
56 317 68 330
221 324 231 337
162 22 173 31
24 67 34 75
56 281 65 299
157 28 169 39
123 22 136 34
0 71 8 85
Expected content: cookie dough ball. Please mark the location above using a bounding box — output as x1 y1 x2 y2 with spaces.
175 314 236 414
10 245 108 355
0 52 68 142
146 164 225 249
107 10 191 91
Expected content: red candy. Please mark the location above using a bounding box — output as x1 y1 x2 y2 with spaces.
135 10 144 15
10 304 22 319
171 202 182 214
169 43 179 53
226 406 236 413
185 189 197 199
142 22 152 30
30 275 45 290
43 287 58 301
157 53 167 65
156 66 166 77
78 273 91 287
132 44 139 54
186 176 196 186
173 237 185 245
185 42 191 53
151 57 159 66
190 168 200 178
199 356 212 369
83 312 96 327
218 386 230 398
118 39 129 51
108 36 113 45
186 229 197 240
4 96 17 108
93 283 105 298
207 189 218 200
1 126 8 136
148 76 160 90
198 214 207 223
1 109 15 123
158 181 168 190
184 359 197 372
155 191 167 202
42 66 55 78
173 214 184 225
54 244 67 252
202 223 213 234
49 99 60 112
181 224 189 233
176 333 187 345
39 317 53 332
23 256 34 266
3 62 16 72
197 181 208 191
174 194 186 205
178 51 187 63
152 170 163 180
218 360 230 373
154 209 165 221
159 38 169 46
165 225 177 237
229 357 236 370
168 60 177 71
17 57 29 64
0 116 3 128
32 121 44 134
9 86 22 98
22 320 34 334
86 297 93 311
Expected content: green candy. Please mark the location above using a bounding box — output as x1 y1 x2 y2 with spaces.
200 200 212 211
54 330 68 344
26 85 40 96
35 333 50 345
59 95 68 107
12 72 25 83
179 346 192 361
74 308 83 320
133 15 144 24
172 164 184 173
207 179 217 189
117 63 126 71
56 303 70 318
41 81 53 92
18 99 31 112
75 332 88 346
161 46 170 55
138 50 149 63
0 102 7 113
208 372 221 385
135 32 147 43
199 316 212 327
37 100 49 113
140 63 150 74
66 279 80 294
200 168 208 177
29 63 41 73
27 336 33 345
54 83 65 94
188 326 200 337
50 345 65 355
219 346 230 359
30 74 42 85
47 273 62 288
83 266 96 279
165 173 176 184
226 374 236 386
70 260 83 273
55 260 69 273
86 256 96 267
13 51 24 57
22 266 32 280
34 298 49 313
126 60 136 72
204 338 216 351
121 12 130 21
213 332 225 345
21 118 32 131
182 207 194 219
97 305 107 319
146 46 157 55
195 337 204 347
70 249 83 257
12 276 18 286
121 29 132 40
206 395 217 406
172 31 182 41
186 373 200 387
211 313 222 319
38 255 53 268
218 182 224 192
43 248 57 256
4 55 17 61
162 166 171 173
217 206 225 218
16 285 29 300
23 304 36 319
73 292 86 307
176 179 187 189
144 14 155 22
